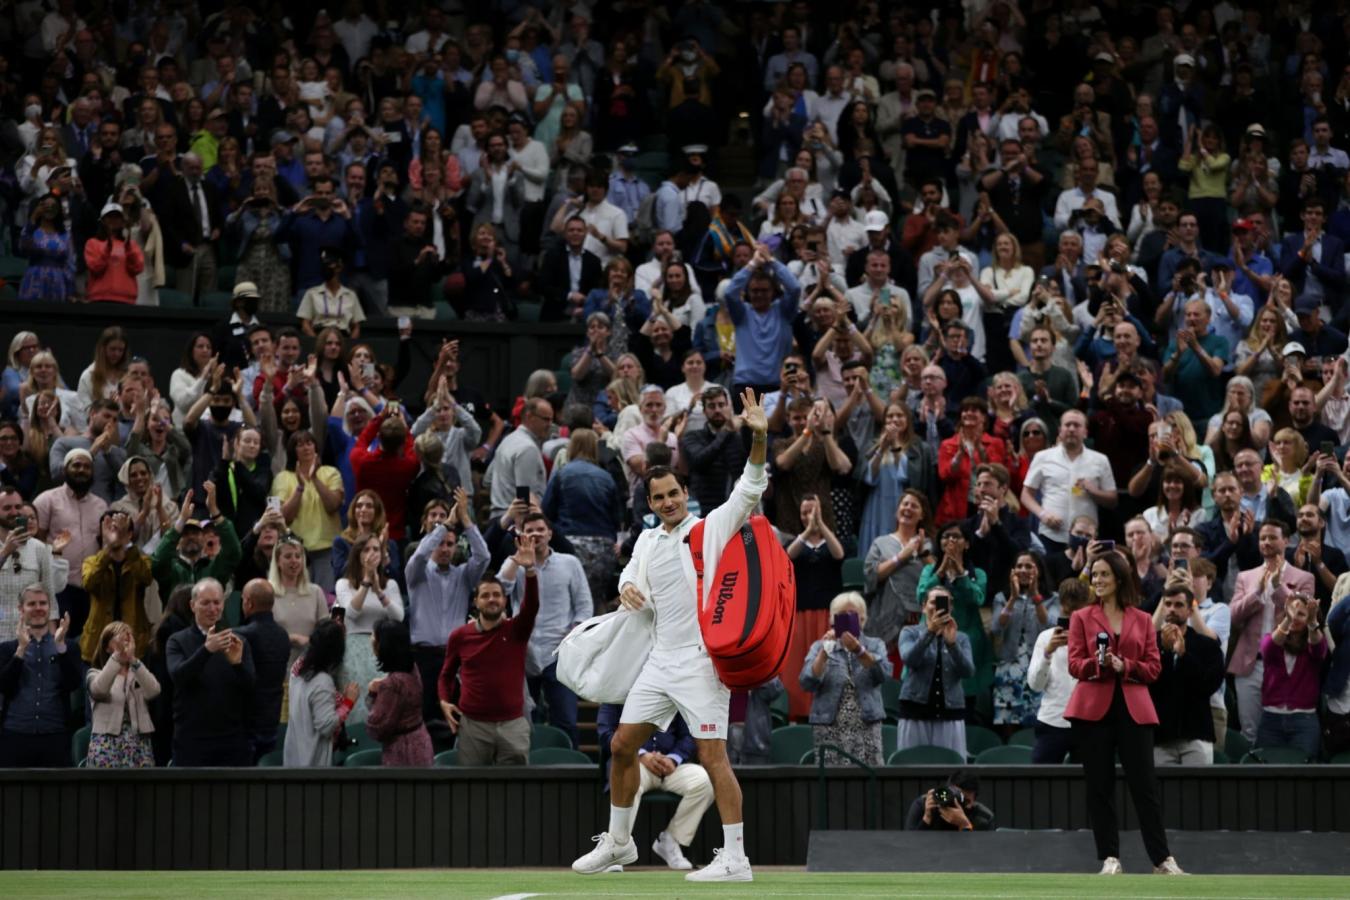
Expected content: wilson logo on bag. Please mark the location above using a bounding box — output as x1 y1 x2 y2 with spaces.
690 515 796 689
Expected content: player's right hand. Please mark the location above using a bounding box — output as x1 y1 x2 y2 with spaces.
619 585 646 611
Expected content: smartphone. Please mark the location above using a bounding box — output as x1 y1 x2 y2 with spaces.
1321 441 1336 457
397 316 411 331
13 515 27 532
331 606 346 624
1098 540 1115 552
266 497 281 513
1173 557 1189 571
363 363 375 379
933 595 950 615
807 241 821 253
516 485 532 504
1056 616 1070 630
832 611 861 639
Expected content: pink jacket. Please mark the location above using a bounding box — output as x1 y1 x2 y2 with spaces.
1065 604 1161 726
84 236 145 304
1228 564 1316 677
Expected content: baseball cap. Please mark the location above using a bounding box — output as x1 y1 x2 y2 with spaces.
681 144 708 156
617 143 639 154
1231 218 1254 233
1093 51 1115 63
99 200 125 218
1245 123 1267 137
269 130 298 147
1283 341 1308 357
1294 295 1321 316
915 88 937 101
1174 53 1196 68
864 210 890 232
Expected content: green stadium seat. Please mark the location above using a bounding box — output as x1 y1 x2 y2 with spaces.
1226 729 1251 761
769 724 815 765
0 255 26 280
199 291 234 311
528 747 592 765
841 557 865 590
880 678 900 721
516 301 542 322
435 302 458 321
965 725 1003 760
216 265 238 291
343 748 384 767
553 368 573 394
887 745 966 766
434 749 459 766
1330 751 1350 764
1007 727 1037 748
974 745 1033 765
345 722 380 752
530 723 573 750
223 591 242 628
71 725 91 766
799 748 819 764
770 690 789 727
0 283 17 302
1242 747 1311 764
257 750 285 767
157 288 194 309
1211 749 1230 764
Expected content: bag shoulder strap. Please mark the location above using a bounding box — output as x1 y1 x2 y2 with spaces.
688 519 707 609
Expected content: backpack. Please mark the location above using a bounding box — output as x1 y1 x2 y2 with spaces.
632 191 659 247
691 514 796 689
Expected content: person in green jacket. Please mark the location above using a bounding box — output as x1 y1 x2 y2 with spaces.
914 522 992 698
151 480 242 600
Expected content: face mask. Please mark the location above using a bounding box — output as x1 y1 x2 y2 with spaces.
619 156 635 170
680 49 697 63
25 104 42 120
241 297 260 317
505 49 519 61
210 405 233 422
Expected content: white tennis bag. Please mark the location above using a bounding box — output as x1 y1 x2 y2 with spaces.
555 607 655 703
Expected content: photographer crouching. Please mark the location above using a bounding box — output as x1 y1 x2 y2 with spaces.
904 770 994 831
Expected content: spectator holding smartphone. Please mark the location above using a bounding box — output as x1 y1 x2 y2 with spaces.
896 585 974 759
1065 551 1182 875
799 592 892 766
1028 579 1089 763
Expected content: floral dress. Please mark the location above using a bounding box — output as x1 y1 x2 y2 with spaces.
232 206 292 313
18 224 75 301
869 340 902 398
87 715 156 768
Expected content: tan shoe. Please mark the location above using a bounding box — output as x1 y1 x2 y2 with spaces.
1098 857 1123 875
1153 856 1186 875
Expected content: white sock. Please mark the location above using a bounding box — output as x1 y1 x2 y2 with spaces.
609 804 633 844
722 822 745 859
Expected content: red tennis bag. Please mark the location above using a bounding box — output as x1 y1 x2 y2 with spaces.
691 514 796 689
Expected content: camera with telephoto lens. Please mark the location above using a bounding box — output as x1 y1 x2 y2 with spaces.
933 785 964 808
1179 275 1197 293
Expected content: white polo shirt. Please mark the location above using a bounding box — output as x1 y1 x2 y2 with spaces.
1022 443 1116 544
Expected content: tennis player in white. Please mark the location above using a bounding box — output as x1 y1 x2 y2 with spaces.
572 388 768 882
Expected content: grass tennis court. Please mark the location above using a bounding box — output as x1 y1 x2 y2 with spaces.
6 870 1347 899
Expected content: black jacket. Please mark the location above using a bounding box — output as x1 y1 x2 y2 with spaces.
537 246 603 321
904 793 996 830
233 612 290 747
212 457 273 538
158 175 225 268
965 506 1038 603
166 624 255 746
1150 628 1225 743
0 637 81 732
679 424 752 517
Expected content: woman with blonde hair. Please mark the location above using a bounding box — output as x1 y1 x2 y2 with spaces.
979 231 1034 310
987 372 1030 448
77 326 129 413
1264 428 1313 505
602 374 644 451
23 390 67 487
267 534 330 670
1235 305 1289 397
759 191 806 240
85 621 160 768
800 591 892 766
864 298 913 399
1163 410 1213 486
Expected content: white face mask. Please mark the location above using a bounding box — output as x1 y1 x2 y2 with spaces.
25 104 42 120
822 639 838 654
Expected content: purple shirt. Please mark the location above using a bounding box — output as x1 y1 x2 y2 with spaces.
1259 633 1328 711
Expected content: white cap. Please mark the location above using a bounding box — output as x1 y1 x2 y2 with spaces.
1174 53 1196 68
99 200 124 218
1282 341 1308 357
864 210 890 232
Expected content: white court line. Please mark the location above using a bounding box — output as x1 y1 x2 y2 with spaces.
488 894 543 900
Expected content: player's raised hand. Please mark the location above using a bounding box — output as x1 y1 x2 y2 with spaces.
740 388 767 435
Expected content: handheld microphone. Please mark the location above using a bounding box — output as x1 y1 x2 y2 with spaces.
1095 632 1110 669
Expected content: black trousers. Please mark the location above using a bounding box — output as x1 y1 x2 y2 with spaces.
413 644 446 725
1032 721 1075 764
173 737 252 767
1071 686 1171 866
0 731 69 767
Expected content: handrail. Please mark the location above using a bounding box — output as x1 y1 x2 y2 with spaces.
811 743 880 830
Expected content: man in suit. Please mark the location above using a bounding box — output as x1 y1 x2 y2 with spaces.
233 578 290 762
465 131 526 261
160 152 223 301
1280 197 1346 316
537 215 602 321
60 97 99 161
166 577 256 766
596 706 713 871
1227 520 1316 744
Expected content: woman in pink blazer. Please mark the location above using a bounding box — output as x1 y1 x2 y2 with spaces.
1065 551 1182 876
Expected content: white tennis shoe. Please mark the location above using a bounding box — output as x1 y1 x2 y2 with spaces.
572 833 638 874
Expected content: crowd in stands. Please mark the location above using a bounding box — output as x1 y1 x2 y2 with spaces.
3 0 1350 790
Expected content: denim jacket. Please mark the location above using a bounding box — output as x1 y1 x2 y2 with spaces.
799 634 893 725
898 624 974 712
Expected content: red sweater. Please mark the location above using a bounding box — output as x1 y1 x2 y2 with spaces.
349 414 419 539
438 576 539 722
84 236 145 304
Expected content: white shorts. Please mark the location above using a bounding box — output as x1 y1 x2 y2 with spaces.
620 644 730 739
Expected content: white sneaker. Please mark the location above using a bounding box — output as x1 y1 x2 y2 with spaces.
572 833 638 874
1098 857 1123 875
652 831 692 870
685 848 753 882
1153 857 1187 875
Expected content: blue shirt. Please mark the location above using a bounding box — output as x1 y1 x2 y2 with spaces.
0 634 76 735
404 524 490 647
276 211 358 297
607 171 649 225
654 181 684 233
1227 251 1273 302
542 459 622 538
723 260 802 385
